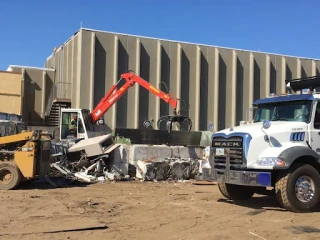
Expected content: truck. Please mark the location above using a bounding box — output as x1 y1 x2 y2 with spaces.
58 71 192 142
206 75 320 213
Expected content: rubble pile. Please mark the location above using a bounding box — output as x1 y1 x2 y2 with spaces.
49 134 211 186
136 158 199 181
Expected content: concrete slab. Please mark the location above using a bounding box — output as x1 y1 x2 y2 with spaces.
128 144 172 165
171 146 203 159
110 144 206 180
108 144 129 175
68 134 117 157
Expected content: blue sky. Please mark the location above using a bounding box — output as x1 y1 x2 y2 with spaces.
0 0 319 70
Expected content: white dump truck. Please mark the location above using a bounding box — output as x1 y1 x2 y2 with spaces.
206 76 320 213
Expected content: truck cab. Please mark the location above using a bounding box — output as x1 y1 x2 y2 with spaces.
206 76 320 213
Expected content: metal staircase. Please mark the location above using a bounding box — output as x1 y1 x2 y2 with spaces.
45 83 71 127
46 99 71 126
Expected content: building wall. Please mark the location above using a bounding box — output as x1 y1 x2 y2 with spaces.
7 66 55 125
45 28 320 132
0 71 23 115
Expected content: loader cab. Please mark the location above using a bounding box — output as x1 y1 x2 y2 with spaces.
59 109 96 141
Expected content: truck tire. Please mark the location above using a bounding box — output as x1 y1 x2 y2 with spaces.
275 163 320 213
218 183 254 200
0 161 22 190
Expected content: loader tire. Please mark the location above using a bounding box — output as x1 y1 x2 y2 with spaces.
275 163 320 213
0 161 22 190
218 183 254 200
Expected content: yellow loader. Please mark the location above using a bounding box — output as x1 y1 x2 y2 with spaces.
0 122 52 190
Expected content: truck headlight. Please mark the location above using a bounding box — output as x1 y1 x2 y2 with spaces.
257 157 286 167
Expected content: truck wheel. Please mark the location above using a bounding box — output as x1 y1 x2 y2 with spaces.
0 162 22 190
275 164 320 213
218 183 254 200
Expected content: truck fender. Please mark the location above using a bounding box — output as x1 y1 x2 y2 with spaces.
277 146 320 169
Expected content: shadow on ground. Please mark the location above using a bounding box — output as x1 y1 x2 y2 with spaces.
218 195 286 212
218 195 320 213
17 177 92 190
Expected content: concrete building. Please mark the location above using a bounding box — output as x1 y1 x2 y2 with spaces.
5 27 320 131
2 66 55 125
0 70 23 116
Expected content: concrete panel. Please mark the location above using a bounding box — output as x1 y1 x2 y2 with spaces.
285 56 301 80
71 34 79 107
235 51 254 124
62 45 68 88
316 60 320 76
301 59 316 77
252 53 270 99
179 43 201 131
92 32 118 130
218 48 236 129
65 38 73 92
54 47 62 84
0 71 22 115
114 35 145 129
78 30 94 110
23 69 46 124
269 55 285 95
138 38 161 129
126 37 140 129
158 40 171 127
54 41 72 100
44 71 54 107
158 41 182 130
115 35 129 128
198 46 219 131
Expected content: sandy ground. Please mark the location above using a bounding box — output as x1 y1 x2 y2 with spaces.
0 180 320 240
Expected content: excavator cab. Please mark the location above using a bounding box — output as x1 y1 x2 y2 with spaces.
59 109 98 141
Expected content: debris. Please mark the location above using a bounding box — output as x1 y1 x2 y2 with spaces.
191 181 216 185
136 157 200 181
248 231 267 240
75 172 97 182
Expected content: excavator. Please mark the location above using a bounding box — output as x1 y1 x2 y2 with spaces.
59 71 193 141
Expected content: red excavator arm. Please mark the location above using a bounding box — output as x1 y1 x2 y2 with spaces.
89 71 178 124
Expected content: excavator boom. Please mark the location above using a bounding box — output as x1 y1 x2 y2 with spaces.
89 71 178 124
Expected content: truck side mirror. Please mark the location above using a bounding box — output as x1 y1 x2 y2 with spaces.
262 120 271 129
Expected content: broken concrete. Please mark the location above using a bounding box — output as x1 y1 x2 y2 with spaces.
108 144 129 175
136 158 199 181
171 146 203 159
107 144 207 180
128 144 204 164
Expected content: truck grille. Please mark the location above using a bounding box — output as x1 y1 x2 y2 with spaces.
212 136 244 170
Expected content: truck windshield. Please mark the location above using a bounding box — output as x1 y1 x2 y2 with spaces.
254 100 313 123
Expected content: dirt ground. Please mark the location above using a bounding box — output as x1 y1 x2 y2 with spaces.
0 180 320 240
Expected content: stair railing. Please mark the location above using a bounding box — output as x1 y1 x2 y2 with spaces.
45 84 57 117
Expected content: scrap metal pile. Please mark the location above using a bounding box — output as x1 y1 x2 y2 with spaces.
50 134 131 184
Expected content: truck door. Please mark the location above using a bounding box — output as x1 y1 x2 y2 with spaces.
310 101 320 154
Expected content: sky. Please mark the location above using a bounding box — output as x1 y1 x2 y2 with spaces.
0 0 319 70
